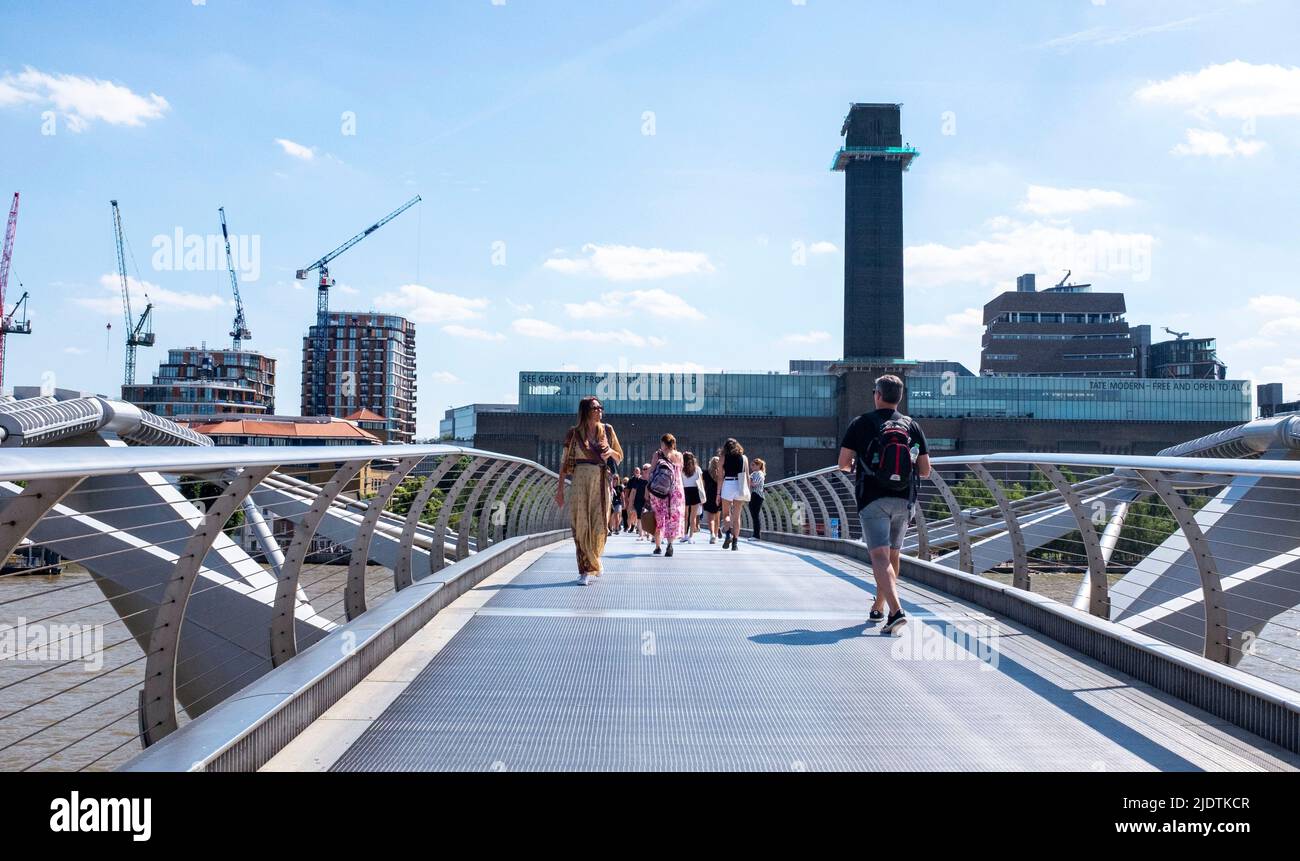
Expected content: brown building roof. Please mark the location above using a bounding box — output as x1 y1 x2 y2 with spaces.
181 418 380 443
343 408 386 422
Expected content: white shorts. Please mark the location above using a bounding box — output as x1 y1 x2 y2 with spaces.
720 478 745 501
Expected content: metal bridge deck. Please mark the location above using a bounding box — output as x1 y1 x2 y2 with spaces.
325 536 1299 772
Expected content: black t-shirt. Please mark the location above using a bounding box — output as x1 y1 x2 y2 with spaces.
627 477 648 507
839 409 928 506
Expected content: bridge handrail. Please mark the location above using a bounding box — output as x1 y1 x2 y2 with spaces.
0 443 566 771
752 450 1300 687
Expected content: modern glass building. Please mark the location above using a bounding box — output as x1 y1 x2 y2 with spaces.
300 311 417 443
123 347 276 418
519 371 838 417
908 375 1251 423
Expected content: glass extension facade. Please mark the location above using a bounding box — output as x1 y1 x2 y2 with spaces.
518 371 838 417
907 375 1251 423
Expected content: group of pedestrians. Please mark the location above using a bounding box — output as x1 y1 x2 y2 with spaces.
555 398 767 585
557 375 930 638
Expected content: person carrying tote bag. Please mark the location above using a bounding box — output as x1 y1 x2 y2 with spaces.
716 438 749 552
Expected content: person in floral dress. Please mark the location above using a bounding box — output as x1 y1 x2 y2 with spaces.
647 433 685 557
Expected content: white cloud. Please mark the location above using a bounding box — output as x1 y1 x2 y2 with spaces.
75 274 227 315
274 138 316 161
1170 128 1266 158
441 324 505 342
1019 184 1135 216
1247 295 1300 317
428 371 461 384
905 307 984 339
0 67 168 132
543 243 714 281
564 287 704 321
511 318 666 348
904 218 1154 289
780 331 832 345
1135 61 1300 120
1044 16 1205 51
373 284 488 323
626 361 719 373
1256 357 1300 400
63 347 87 355
336 283 360 295
506 299 534 314
809 241 839 255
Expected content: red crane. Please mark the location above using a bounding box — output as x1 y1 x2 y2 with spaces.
0 192 33 390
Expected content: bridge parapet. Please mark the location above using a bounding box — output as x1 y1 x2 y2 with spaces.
762 452 1300 690
0 443 564 771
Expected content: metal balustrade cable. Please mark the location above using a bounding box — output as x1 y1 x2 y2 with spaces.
0 447 560 770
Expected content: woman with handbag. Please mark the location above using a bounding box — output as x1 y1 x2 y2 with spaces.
554 396 623 584
714 437 750 551
646 434 685 557
747 457 766 541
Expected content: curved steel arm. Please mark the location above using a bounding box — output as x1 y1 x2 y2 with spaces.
1136 469 1230 663
345 456 424 621
0 476 84 560
271 459 368 667
509 473 545 538
814 472 849 539
393 455 459 591
493 468 536 544
429 457 488 575
141 464 277 746
479 463 524 549
911 495 930 561
457 460 509 560
926 470 973 574
971 464 1030 590
1037 463 1110 619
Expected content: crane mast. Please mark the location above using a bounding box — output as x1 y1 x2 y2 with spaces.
219 207 250 350
0 192 33 389
111 200 155 386
295 195 421 414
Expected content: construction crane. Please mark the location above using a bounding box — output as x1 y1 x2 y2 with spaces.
1163 327 1189 341
0 192 33 390
219 207 251 350
295 195 421 410
111 200 155 386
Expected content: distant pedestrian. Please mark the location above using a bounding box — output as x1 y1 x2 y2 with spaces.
702 455 722 544
680 452 705 542
647 434 685 557
626 466 649 539
838 374 930 633
619 477 632 532
747 457 767 541
556 396 624 585
608 471 624 536
714 438 750 551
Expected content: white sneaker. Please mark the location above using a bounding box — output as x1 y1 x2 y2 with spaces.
579 574 590 586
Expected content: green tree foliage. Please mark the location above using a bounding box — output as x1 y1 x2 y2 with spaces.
178 474 245 531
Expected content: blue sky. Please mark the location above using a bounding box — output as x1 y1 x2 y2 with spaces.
3 0 1298 436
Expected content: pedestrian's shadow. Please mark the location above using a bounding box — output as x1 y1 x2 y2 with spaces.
749 623 872 646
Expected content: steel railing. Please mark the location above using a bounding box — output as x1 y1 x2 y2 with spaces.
755 453 1300 690
0 443 565 771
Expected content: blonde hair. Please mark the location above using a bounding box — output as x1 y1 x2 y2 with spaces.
752 457 766 473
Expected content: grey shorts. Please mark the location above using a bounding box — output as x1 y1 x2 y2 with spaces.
859 496 910 550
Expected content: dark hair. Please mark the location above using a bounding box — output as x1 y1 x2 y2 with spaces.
722 437 743 457
682 452 697 476
874 374 904 405
570 395 607 446
661 433 676 449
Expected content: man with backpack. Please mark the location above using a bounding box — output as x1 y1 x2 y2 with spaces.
838 374 931 635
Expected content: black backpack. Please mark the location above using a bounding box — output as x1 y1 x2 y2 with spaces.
860 412 913 493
